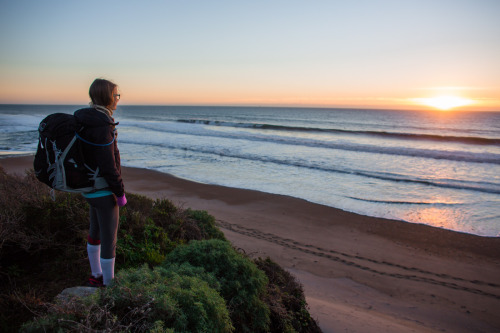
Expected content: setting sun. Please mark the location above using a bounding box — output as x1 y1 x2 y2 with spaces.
413 96 474 110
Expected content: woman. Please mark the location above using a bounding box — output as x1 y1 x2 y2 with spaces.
74 78 126 287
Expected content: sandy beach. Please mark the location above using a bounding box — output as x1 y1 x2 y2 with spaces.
2 155 500 333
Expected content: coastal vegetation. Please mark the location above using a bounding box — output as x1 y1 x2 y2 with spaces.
0 166 321 332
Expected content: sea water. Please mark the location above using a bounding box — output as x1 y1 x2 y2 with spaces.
1 104 499 236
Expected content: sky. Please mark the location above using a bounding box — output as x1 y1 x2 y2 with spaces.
0 0 499 111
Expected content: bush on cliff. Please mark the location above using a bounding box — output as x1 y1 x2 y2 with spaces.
22 264 234 333
0 167 228 332
256 257 322 333
163 239 271 332
0 166 321 332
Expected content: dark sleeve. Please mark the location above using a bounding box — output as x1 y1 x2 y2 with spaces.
93 127 124 197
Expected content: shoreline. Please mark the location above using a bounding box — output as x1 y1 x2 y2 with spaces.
2 155 500 332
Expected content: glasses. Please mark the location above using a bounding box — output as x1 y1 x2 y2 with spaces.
114 94 121 100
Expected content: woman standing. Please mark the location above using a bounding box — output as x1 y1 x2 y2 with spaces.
74 78 127 287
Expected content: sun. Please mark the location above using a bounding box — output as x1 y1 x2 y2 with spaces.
413 96 474 110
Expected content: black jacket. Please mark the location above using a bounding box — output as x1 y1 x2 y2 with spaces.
74 107 124 197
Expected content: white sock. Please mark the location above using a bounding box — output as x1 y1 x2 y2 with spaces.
101 257 115 286
87 244 102 278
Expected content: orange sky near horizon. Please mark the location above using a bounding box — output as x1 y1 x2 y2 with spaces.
1 79 496 112
1 1 499 112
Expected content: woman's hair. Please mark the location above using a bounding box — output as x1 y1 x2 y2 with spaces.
89 78 117 107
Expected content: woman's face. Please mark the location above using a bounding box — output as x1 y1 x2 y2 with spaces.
108 87 120 111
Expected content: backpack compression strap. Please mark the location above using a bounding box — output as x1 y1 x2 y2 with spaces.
75 133 115 147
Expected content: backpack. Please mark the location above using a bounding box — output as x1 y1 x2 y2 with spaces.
33 113 112 194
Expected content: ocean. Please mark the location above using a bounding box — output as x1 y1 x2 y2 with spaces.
1 104 499 237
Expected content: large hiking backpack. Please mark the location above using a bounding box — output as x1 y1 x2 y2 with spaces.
33 113 111 193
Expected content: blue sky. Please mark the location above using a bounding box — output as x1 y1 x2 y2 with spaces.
1 0 499 110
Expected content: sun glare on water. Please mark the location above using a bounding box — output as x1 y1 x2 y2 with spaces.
413 96 474 111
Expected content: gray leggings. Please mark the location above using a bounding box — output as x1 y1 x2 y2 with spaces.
85 195 119 259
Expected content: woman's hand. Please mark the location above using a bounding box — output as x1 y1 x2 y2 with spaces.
116 194 127 207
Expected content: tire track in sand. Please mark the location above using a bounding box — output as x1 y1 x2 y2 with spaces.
217 219 500 300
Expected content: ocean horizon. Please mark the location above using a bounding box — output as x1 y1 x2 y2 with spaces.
1 104 499 237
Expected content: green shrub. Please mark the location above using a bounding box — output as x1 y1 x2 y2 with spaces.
21 264 234 333
117 216 176 267
105 264 234 333
1 169 89 258
163 239 270 333
185 209 226 240
255 258 322 333
117 194 226 268
0 168 90 332
20 290 104 333
163 262 221 291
